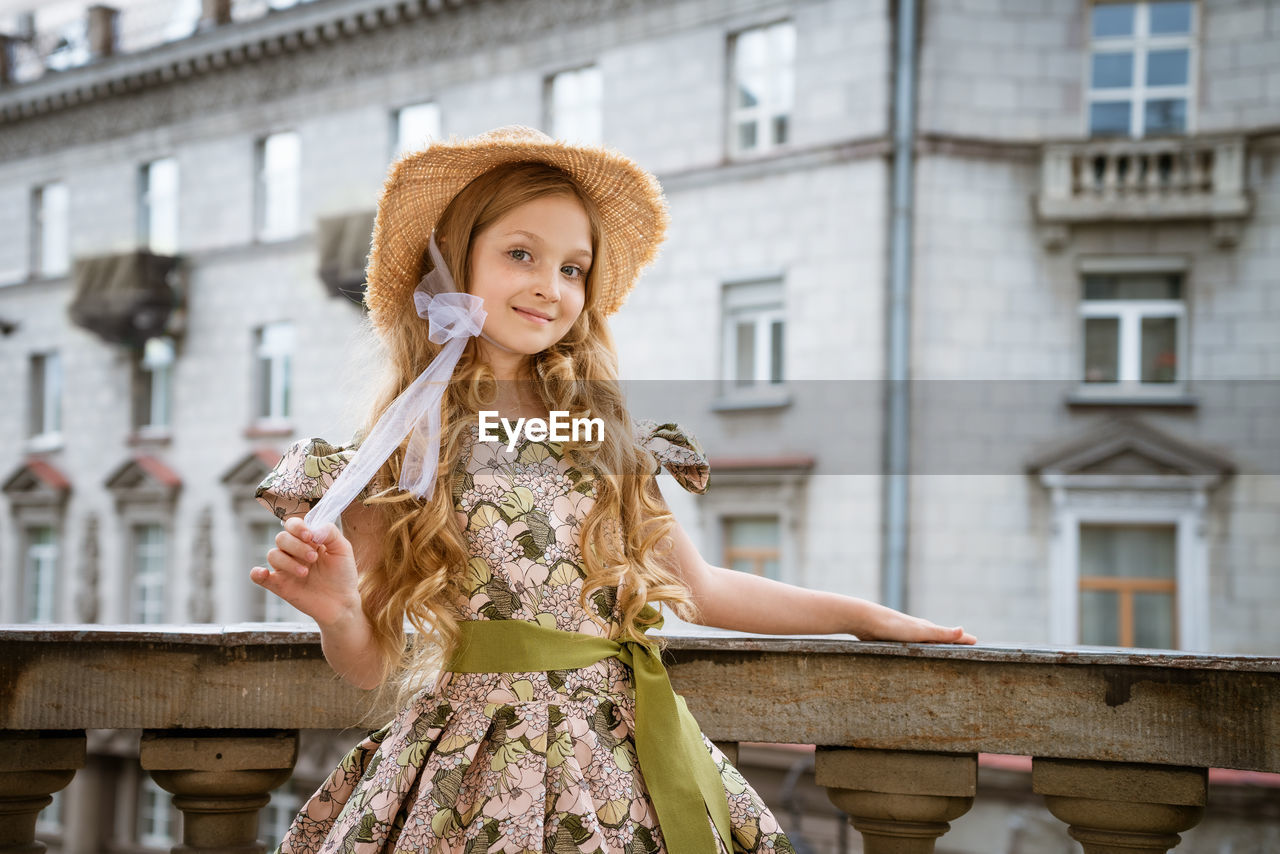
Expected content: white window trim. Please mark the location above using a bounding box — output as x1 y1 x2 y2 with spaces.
1079 298 1187 392
1046 477 1211 651
140 157 180 256
23 525 58 624
131 523 168 625
255 322 294 425
136 775 176 848
256 132 301 243
393 101 442 159
32 182 71 280
727 20 795 158
1086 1 1198 138
546 65 603 146
28 351 64 452
721 277 786 396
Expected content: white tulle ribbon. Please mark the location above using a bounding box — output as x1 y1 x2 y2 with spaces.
303 233 487 532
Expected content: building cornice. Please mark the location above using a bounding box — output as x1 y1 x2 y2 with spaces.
0 0 476 123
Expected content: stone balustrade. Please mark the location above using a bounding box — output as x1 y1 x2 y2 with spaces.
1 625 1276 854
1034 135 1252 248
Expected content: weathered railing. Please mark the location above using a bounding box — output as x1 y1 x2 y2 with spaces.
2 625 1277 854
1035 135 1252 248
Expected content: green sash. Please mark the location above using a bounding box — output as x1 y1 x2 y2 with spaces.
445 609 733 854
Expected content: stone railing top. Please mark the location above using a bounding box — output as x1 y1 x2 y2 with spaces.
3 624 1277 774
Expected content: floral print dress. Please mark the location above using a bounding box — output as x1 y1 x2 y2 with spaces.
255 418 796 854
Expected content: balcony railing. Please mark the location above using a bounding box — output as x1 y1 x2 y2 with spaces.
2 625 1277 854
1035 136 1252 249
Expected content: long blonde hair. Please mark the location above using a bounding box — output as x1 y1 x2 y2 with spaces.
355 161 699 724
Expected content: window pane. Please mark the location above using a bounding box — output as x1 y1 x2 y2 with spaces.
145 158 179 256
1080 590 1119 646
550 67 602 145
1144 98 1186 135
1083 274 1182 300
1149 2 1192 34
1092 3 1134 38
772 114 789 146
737 121 758 151
726 517 780 548
396 102 441 156
1080 525 1176 580
1091 52 1133 89
1134 591 1176 648
40 182 70 277
1140 316 1178 383
1089 101 1131 137
737 74 763 109
1083 317 1119 383
734 321 755 385
1146 49 1188 86
769 320 784 383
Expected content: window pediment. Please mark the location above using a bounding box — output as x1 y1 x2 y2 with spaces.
105 455 182 507
1027 416 1234 488
3 459 71 508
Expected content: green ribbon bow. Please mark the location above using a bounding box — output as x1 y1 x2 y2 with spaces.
445 608 732 854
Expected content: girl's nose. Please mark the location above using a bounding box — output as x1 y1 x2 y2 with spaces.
533 266 561 301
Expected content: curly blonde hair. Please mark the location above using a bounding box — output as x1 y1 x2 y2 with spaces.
352 161 699 725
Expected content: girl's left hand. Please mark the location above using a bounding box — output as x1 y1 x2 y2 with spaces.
856 607 977 645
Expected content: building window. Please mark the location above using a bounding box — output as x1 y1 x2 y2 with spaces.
139 157 179 256
136 775 175 848
28 352 63 448
259 789 301 850
131 523 167 624
1088 1 1194 137
23 525 58 623
546 66 603 145
1079 523 1178 649
723 279 785 389
32 182 70 279
1080 272 1184 392
133 337 175 434
393 102 441 158
728 20 795 156
723 516 782 580
255 132 301 242
254 322 294 424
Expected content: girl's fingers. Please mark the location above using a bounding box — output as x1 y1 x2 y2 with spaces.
266 546 310 577
275 529 318 562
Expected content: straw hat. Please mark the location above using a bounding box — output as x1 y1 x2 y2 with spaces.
363 125 670 330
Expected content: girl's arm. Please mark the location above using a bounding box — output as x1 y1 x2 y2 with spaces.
250 502 400 689
652 487 976 643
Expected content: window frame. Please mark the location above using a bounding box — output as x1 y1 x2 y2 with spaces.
721 277 786 397
130 522 168 625
722 515 783 580
1075 257 1189 401
139 157 180 256
392 101 442 160
31 181 70 280
726 19 796 158
28 351 64 451
22 524 59 624
253 321 294 427
1086 1 1198 138
545 65 604 146
1077 521 1180 648
135 774 177 849
254 131 301 243
1048 495 1207 651
133 336 176 435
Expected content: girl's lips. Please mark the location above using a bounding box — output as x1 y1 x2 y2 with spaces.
513 307 552 324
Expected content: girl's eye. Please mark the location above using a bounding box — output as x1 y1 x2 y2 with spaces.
508 249 531 262
561 265 586 280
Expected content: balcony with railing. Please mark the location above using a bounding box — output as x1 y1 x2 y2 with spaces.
1035 136 1253 249
2 625 1277 854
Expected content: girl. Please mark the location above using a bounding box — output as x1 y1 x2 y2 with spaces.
252 126 976 854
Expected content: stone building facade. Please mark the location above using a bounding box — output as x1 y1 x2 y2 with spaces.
0 0 1276 851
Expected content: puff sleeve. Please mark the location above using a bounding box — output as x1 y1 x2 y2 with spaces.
254 436 363 521
632 418 710 494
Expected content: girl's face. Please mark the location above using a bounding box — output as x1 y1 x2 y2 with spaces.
467 193 592 367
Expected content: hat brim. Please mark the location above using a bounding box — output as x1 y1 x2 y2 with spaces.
364 127 670 330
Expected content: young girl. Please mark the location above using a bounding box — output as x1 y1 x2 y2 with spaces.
252 126 976 854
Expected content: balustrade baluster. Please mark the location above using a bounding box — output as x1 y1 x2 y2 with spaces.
0 731 85 854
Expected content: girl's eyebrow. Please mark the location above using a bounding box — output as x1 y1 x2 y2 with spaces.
504 229 593 262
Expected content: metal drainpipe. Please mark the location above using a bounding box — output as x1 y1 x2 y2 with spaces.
883 0 918 613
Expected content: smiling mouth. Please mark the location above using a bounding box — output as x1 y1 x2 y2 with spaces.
513 307 553 323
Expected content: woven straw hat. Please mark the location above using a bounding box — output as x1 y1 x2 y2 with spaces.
363 125 670 330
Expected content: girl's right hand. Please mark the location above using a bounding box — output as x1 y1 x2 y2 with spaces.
250 517 362 629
